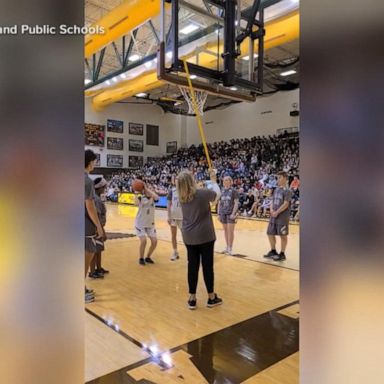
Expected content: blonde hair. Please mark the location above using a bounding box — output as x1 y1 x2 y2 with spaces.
177 170 197 203
223 175 233 184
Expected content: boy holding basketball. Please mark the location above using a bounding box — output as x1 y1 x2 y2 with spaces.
134 181 159 265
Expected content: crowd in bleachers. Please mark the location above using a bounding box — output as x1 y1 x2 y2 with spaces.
106 131 300 221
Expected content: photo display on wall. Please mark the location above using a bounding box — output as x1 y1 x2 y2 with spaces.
107 137 124 150
166 141 177 154
107 119 124 133
129 139 143 152
147 156 160 163
129 122 144 136
146 124 159 146
107 154 123 168
95 153 101 167
85 123 105 147
129 156 143 168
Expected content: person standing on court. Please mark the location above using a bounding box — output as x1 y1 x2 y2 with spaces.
217 176 239 255
177 169 223 310
134 182 159 265
264 171 292 261
167 174 183 261
84 150 106 303
88 177 109 279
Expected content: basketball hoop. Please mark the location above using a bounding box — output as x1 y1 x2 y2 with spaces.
179 86 208 116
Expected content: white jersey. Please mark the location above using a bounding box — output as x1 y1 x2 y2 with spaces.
135 195 156 228
167 187 183 220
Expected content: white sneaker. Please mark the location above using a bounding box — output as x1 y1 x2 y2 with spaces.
221 248 228 254
170 252 180 261
227 249 234 256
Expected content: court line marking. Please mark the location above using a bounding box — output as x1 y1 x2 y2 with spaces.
151 237 300 272
102 235 299 272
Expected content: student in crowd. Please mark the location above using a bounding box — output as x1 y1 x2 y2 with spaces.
84 150 106 303
290 175 300 190
88 177 109 278
258 195 272 218
177 169 223 310
264 171 292 261
134 182 159 265
217 176 239 255
242 189 255 215
167 175 183 261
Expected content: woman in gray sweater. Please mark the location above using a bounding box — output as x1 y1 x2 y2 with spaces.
177 170 223 310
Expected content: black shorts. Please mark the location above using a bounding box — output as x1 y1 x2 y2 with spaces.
267 222 289 236
95 238 105 253
85 235 97 253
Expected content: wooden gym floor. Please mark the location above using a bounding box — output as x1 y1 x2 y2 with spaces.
85 203 299 383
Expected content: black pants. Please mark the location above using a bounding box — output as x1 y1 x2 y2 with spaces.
186 241 215 294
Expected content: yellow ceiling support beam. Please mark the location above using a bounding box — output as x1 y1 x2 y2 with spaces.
90 11 299 110
85 0 164 58
91 72 160 111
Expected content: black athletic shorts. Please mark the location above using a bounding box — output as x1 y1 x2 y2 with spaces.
267 221 289 236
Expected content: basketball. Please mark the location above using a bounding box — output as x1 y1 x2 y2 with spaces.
132 179 144 192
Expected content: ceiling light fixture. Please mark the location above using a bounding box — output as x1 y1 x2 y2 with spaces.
280 69 297 76
84 79 91 85
129 54 141 62
180 24 199 35
136 92 147 97
190 74 197 79
242 54 258 61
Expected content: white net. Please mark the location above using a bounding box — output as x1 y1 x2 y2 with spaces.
179 86 208 115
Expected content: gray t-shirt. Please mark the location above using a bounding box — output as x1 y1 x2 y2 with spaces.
271 187 291 224
180 189 217 245
218 187 239 215
85 173 96 236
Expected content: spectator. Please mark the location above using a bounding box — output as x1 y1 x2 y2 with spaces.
264 171 292 261
290 175 300 190
167 174 183 261
242 190 255 215
217 176 239 255
104 133 299 222
84 150 106 303
89 177 109 279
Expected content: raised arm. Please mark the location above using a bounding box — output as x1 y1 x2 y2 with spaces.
144 184 159 201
